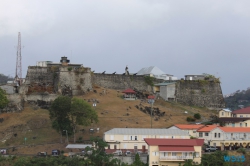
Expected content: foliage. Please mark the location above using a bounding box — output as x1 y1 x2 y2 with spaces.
84 137 126 166
179 159 196 166
224 87 250 111
186 116 196 122
70 97 98 142
0 73 14 84
190 136 197 139
130 153 146 166
201 151 228 166
67 67 72 71
49 96 98 141
237 148 246 154
144 76 154 86
0 88 8 109
194 113 201 120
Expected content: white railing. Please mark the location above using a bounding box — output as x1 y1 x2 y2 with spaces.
160 156 193 160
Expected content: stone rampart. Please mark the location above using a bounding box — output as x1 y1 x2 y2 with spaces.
92 74 164 92
175 80 225 109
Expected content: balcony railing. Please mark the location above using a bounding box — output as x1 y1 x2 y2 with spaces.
160 156 193 160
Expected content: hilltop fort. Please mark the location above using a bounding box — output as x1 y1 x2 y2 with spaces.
0 57 225 113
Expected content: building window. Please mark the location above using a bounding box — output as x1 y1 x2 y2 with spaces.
214 133 217 138
193 131 196 133
199 133 203 137
240 115 243 118
221 112 224 116
232 123 235 127
240 123 242 127
135 136 137 140
213 143 216 147
172 152 176 156
130 136 133 140
205 133 209 136
246 123 248 127
218 133 220 138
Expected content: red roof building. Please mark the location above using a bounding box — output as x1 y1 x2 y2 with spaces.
122 88 136 100
144 138 204 166
232 106 250 115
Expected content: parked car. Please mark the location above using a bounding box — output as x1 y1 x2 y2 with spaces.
113 150 122 156
125 151 131 156
37 152 47 157
205 146 217 152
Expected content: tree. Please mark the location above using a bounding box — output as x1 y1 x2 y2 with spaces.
49 96 98 143
194 113 201 120
49 96 72 140
70 97 98 142
0 88 8 109
130 153 146 166
84 137 125 166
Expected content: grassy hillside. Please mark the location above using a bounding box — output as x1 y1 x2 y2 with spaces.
0 87 216 155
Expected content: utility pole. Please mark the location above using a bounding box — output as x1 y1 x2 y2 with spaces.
15 32 22 84
148 96 155 128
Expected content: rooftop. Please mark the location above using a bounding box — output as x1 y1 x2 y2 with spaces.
175 124 204 130
144 138 204 146
197 125 218 132
137 66 165 76
154 82 176 86
122 88 136 94
218 117 250 122
104 128 189 136
232 106 250 114
219 127 250 133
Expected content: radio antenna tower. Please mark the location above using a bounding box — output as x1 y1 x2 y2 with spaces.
15 32 22 83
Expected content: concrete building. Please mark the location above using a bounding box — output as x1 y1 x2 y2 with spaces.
169 124 205 137
47 57 82 68
36 61 53 67
0 85 15 94
145 138 204 166
196 125 250 150
103 128 189 154
137 66 177 80
185 75 205 81
218 107 250 127
154 82 176 101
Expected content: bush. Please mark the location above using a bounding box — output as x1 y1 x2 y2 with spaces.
237 148 246 154
187 116 196 122
67 67 72 71
194 113 201 119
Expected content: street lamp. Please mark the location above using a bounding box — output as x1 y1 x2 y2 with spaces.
63 130 69 143
148 96 155 128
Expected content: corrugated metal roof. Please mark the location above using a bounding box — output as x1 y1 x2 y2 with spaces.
104 128 189 136
66 144 92 149
137 66 165 76
222 109 231 112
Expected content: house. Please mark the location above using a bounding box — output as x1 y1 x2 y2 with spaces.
122 88 136 100
137 66 177 80
196 125 250 150
154 82 176 101
169 124 205 137
184 75 205 81
218 107 250 127
218 109 232 118
144 138 204 166
103 128 189 154
232 106 250 118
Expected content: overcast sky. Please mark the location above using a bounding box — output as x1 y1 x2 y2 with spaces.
1 0 250 95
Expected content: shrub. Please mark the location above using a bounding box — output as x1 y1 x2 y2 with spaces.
187 116 196 122
67 67 72 71
194 113 201 119
237 148 246 154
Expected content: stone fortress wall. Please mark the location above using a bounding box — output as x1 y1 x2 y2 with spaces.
1 65 225 113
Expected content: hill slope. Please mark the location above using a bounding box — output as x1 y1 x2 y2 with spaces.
0 87 215 154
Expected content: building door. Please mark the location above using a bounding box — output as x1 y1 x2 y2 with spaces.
142 145 146 153
134 145 137 153
114 145 117 150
